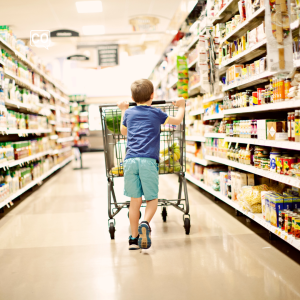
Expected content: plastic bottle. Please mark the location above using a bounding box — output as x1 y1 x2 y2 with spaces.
4 170 13 195
295 110 300 142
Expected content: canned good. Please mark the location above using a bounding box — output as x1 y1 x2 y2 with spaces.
257 88 265 105
270 152 281 172
279 210 287 231
294 218 300 239
254 160 261 168
285 212 293 234
252 92 258 105
276 156 284 174
261 158 270 170
283 157 296 175
292 213 298 236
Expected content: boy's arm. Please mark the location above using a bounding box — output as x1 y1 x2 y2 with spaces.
167 99 185 125
117 101 129 136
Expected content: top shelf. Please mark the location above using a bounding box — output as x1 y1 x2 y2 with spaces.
220 7 265 44
213 0 240 25
0 38 68 96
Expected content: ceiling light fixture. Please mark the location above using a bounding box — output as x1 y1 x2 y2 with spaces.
82 25 105 35
76 1 103 13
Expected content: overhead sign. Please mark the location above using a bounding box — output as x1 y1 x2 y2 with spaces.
50 29 79 37
98 45 118 67
67 54 89 61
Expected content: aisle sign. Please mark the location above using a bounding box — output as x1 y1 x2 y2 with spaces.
98 45 118 67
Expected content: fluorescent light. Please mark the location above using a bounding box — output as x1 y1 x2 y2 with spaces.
76 1 103 13
82 25 105 35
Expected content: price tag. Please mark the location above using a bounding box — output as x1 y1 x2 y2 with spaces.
278 231 281 236
235 143 239 149
275 229 278 234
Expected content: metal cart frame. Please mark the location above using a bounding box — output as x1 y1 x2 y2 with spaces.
99 100 190 239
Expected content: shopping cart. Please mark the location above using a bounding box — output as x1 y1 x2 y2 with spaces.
99 100 190 239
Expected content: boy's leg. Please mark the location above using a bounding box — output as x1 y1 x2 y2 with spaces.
129 197 142 237
144 198 158 223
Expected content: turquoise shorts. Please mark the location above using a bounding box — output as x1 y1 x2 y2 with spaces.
123 157 159 201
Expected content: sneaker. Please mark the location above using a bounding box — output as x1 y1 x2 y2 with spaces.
129 235 140 250
138 221 152 249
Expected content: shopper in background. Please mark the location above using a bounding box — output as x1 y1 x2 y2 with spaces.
117 79 185 250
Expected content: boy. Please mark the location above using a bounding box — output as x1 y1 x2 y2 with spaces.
117 79 185 250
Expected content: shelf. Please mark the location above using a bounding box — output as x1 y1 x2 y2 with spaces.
49 135 58 140
0 156 73 209
218 39 267 76
225 136 300 151
0 38 68 96
204 132 226 138
184 36 199 54
223 100 300 115
205 155 300 188
188 58 198 69
56 127 72 132
185 135 206 142
49 105 56 111
203 94 224 103
185 173 300 251
0 128 51 135
56 136 74 143
49 120 56 125
220 7 265 44
9 150 53 167
189 108 204 116
222 71 276 92
212 0 240 25
167 78 178 89
203 112 224 120
186 153 210 166
4 70 51 99
52 146 72 155
188 82 205 96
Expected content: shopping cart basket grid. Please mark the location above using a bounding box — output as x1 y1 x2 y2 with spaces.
99 100 190 239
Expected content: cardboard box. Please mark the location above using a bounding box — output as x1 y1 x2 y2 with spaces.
267 121 288 140
247 173 255 186
257 119 267 140
269 193 284 227
283 192 294 210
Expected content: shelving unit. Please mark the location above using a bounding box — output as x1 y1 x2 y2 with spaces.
186 153 210 166
185 135 206 142
204 132 225 138
0 34 73 213
203 112 224 120
205 155 300 188
188 58 198 69
224 100 300 115
225 137 300 151
185 173 300 251
0 156 73 209
189 108 204 116
150 0 300 251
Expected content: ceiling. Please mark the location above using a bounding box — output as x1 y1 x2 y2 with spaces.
3 0 181 41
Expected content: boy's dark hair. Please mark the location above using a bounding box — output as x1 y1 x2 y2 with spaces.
131 79 154 103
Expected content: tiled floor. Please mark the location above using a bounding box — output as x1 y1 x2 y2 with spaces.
0 153 299 300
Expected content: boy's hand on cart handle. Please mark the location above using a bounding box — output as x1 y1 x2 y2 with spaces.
172 99 185 108
117 100 129 111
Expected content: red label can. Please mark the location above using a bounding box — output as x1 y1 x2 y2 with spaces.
257 88 265 105
283 157 296 175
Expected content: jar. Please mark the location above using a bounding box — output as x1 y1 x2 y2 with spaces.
261 158 270 170
254 159 261 168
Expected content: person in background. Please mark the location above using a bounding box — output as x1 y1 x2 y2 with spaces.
117 79 185 250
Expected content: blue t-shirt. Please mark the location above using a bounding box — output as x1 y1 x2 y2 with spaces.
122 106 169 162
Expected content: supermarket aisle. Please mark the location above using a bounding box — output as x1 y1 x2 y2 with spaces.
0 153 299 300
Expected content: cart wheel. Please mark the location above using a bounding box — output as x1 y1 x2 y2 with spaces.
109 222 115 240
162 207 167 222
184 218 190 235
128 211 142 219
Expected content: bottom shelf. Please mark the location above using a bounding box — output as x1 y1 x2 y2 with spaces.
0 156 73 209
185 172 300 251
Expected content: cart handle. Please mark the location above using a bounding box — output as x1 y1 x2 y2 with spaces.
98 100 175 108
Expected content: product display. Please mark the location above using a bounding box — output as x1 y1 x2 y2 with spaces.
149 0 300 251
